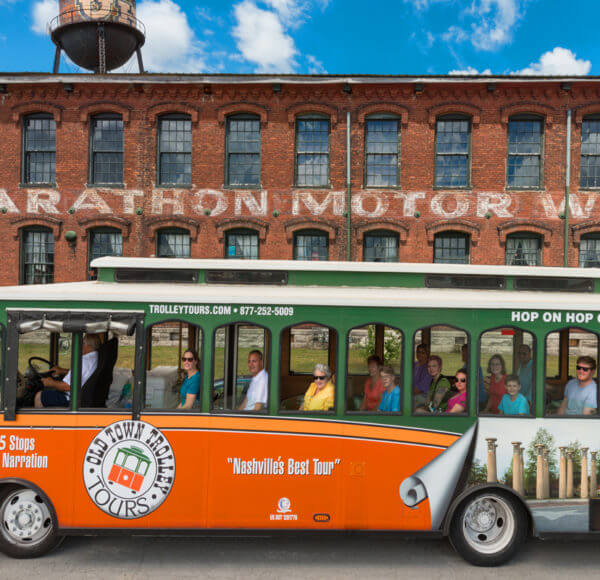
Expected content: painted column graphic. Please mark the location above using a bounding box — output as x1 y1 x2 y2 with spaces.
567 450 574 498
581 448 589 499
519 445 524 493
536 444 544 500
559 447 567 499
486 438 497 483
591 451 598 499
542 447 550 499
511 442 524 495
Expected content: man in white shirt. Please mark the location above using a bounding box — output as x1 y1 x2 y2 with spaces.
34 334 100 408
237 350 268 412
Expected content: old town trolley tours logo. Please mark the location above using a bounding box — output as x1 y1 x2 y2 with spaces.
83 420 175 519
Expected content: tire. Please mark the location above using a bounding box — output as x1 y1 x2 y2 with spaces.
448 489 527 566
0 485 63 558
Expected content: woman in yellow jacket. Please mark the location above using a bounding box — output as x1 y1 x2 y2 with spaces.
300 364 335 411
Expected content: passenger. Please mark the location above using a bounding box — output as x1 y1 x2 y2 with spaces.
498 374 529 415
516 344 534 402
459 345 486 407
557 356 597 416
34 333 100 408
378 365 401 412
300 364 335 411
177 349 200 409
413 344 431 407
421 355 451 413
360 355 384 411
237 350 269 412
446 370 467 414
482 354 506 414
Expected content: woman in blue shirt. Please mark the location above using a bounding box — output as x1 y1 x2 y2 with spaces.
378 365 401 412
177 349 201 409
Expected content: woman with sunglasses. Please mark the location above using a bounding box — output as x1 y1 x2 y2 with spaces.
300 364 335 411
177 349 201 410
446 370 467 414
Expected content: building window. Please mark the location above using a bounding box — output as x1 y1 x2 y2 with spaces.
434 115 470 188
21 227 54 284
365 117 400 187
433 232 470 264
363 231 399 262
23 114 56 185
226 229 259 259
90 114 124 185
293 230 328 260
158 114 192 185
88 228 123 278
580 117 600 189
295 116 330 187
156 228 190 258
507 116 543 189
226 114 261 187
579 234 600 267
505 233 541 266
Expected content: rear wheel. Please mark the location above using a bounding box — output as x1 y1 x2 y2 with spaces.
0 485 62 558
449 489 527 566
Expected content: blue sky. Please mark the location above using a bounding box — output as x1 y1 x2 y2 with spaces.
0 0 596 76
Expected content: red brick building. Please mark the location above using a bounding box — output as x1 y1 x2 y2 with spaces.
1 72 600 285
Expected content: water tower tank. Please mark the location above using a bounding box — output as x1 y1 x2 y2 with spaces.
49 1 145 73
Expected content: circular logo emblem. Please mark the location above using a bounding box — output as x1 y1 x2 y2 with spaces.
83 420 175 519
277 497 291 513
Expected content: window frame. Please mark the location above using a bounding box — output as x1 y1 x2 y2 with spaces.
434 114 472 190
89 113 124 186
505 232 542 266
362 229 399 263
224 113 262 188
20 226 54 285
579 233 600 267
506 114 545 190
21 113 56 186
156 113 192 187
88 227 124 279
580 114 600 190
293 229 329 261
156 227 191 259
224 228 259 260
294 114 331 188
363 114 401 188
433 231 470 264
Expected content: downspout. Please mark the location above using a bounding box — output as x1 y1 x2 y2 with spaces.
564 109 571 267
346 110 352 261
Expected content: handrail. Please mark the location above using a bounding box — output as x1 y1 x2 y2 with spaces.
48 6 146 35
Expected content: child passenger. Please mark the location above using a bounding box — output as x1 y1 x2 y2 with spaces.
498 374 529 416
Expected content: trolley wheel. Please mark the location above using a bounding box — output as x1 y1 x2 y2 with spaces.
448 489 527 566
0 485 63 558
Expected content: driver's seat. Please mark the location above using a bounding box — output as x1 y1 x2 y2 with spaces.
80 338 118 408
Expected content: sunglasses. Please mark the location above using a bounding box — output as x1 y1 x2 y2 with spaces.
313 375 327 381
182 356 195 362
455 377 467 382
576 365 592 371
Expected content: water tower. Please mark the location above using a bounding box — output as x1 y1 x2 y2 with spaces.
49 1 146 73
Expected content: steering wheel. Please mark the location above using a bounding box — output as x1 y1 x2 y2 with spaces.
27 356 54 381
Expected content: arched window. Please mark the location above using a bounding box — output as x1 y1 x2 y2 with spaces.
365 115 400 187
225 228 259 259
507 114 544 189
579 233 600 267
580 115 600 189
157 114 192 186
88 227 123 279
90 113 124 185
22 114 56 185
295 114 330 187
363 230 398 262
505 233 542 266
21 227 54 285
293 229 328 261
434 115 471 188
433 231 469 264
156 227 190 258
226 114 261 187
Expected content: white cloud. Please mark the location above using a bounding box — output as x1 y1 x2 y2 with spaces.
137 0 207 72
470 0 521 51
448 66 492 75
442 25 467 44
232 0 298 72
515 47 591 76
31 0 58 35
306 54 326 74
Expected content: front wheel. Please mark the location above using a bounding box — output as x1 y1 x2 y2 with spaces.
0 485 63 558
449 489 527 566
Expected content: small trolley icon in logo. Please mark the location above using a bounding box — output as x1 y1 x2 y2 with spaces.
108 445 151 493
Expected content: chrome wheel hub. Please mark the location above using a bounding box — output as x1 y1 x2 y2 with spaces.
1 489 51 546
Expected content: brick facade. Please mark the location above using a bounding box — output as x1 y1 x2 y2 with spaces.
1 73 600 285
